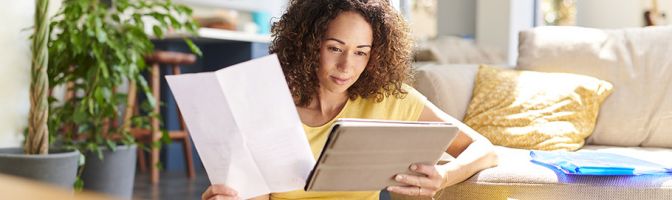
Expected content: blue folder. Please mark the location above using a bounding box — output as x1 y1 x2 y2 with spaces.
530 150 672 175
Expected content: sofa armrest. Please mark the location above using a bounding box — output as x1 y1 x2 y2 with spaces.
413 64 479 120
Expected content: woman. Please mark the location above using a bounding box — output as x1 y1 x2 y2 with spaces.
202 0 497 199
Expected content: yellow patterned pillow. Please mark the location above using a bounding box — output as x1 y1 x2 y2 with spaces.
464 65 613 151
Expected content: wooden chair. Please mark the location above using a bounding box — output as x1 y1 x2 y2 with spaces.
128 50 197 184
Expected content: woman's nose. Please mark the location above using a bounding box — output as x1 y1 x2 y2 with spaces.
337 53 353 72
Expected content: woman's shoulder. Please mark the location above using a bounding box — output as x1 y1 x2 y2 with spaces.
356 83 426 102
346 83 426 120
399 83 427 102
352 84 426 107
401 83 421 95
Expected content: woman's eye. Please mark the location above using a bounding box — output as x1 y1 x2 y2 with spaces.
328 46 342 53
355 51 368 56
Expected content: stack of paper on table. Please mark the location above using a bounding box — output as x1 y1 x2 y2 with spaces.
530 150 672 175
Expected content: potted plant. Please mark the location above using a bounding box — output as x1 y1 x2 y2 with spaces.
46 0 201 197
0 0 81 190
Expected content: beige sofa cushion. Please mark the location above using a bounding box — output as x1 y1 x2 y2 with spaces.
413 63 479 120
517 26 672 148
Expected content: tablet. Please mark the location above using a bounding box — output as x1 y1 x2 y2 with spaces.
305 118 459 191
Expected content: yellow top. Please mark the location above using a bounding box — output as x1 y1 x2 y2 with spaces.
271 84 427 200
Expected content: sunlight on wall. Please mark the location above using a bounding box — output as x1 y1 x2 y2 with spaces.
0 2 33 148
0 1 61 148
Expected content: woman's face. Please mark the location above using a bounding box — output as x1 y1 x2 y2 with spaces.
317 11 373 94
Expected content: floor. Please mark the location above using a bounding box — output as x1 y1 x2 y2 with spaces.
132 170 210 200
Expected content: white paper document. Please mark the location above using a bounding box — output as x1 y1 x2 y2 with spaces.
165 54 315 199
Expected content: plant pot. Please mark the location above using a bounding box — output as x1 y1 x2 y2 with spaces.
80 144 137 199
0 148 80 190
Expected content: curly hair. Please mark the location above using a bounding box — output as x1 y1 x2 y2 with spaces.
270 0 414 106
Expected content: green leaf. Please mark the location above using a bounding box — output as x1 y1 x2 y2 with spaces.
176 5 193 15
103 88 111 99
152 140 163 148
74 177 84 191
48 96 59 104
116 0 129 12
77 124 90 134
94 88 104 104
92 47 109 79
160 129 171 144
167 15 181 29
115 93 127 103
69 33 81 47
88 97 95 114
152 25 163 38
150 12 169 27
94 16 103 28
136 74 156 108
161 1 172 11
183 38 202 56
99 62 109 79
187 21 199 34
78 153 86 166
73 105 88 124
132 13 142 24
105 139 116 152
96 148 104 160
95 28 107 43
155 161 164 171
112 14 121 23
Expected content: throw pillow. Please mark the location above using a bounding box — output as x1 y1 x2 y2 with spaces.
464 65 614 151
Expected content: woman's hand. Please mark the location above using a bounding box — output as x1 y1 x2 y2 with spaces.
386 163 446 197
202 184 240 200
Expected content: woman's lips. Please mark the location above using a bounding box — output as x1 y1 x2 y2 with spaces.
330 76 350 85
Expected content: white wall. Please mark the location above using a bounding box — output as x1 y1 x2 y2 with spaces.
437 0 670 66
476 0 510 53
0 2 34 148
0 1 61 148
437 0 476 37
173 0 288 21
576 0 643 28
663 0 672 24
508 0 535 64
647 0 671 25
576 0 671 28
406 0 438 40
476 0 535 66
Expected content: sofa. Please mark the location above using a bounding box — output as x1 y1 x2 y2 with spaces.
403 26 672 199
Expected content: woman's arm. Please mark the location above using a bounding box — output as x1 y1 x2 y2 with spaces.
387 100 498 196
419 100 499 187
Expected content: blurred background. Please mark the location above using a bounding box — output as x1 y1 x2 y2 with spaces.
0 0 669 199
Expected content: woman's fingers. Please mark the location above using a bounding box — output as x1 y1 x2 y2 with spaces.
411 164 442 179
387 163 445 197
393 173 440 190
202 184 239 200
387 185 436 197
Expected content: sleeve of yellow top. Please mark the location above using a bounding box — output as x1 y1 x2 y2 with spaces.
401 84 427 121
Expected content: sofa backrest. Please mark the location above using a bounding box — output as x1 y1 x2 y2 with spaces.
413 64 479 121
517 26 672 148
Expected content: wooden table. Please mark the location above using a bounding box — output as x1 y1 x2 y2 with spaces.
0 173 116 200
